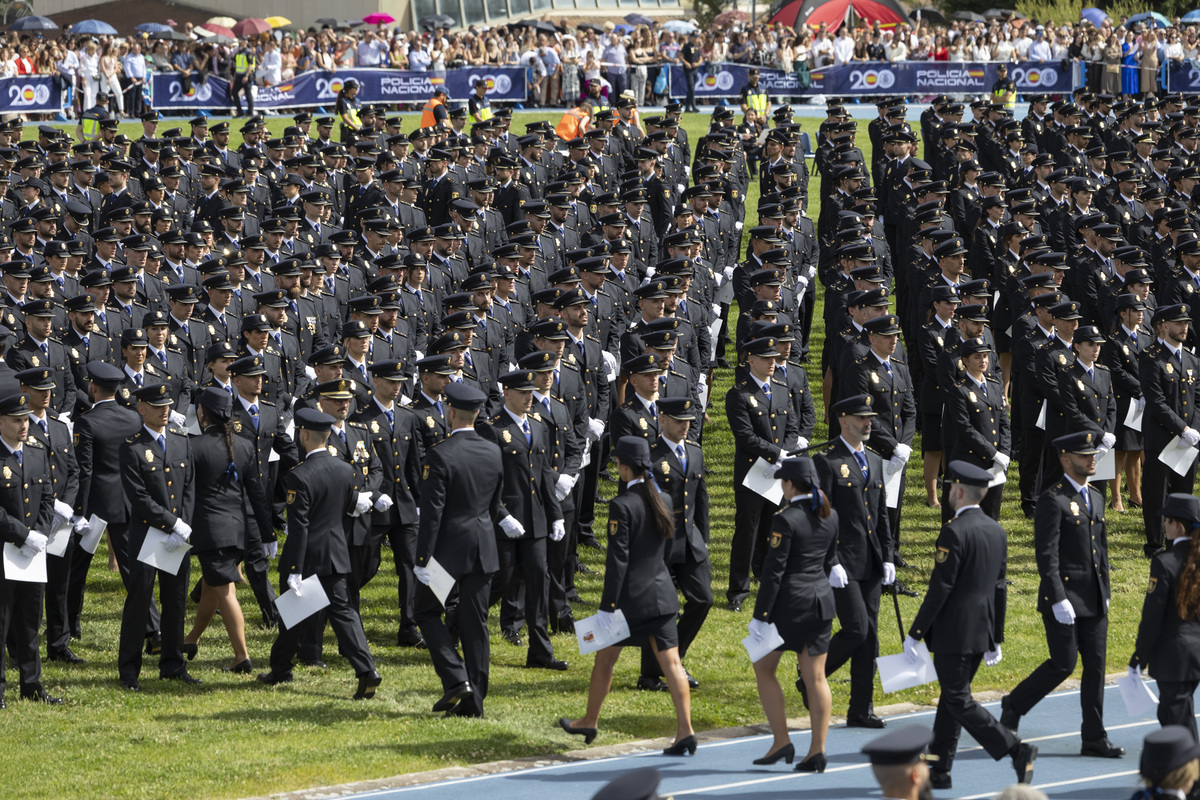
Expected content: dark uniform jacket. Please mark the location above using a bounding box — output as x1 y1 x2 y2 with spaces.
280 449 355 577
725 376 799 484
814 439 891 580
483 410 563 538
0 435 54 559
944 375 1011 468
752 498 839 624
1132 538 1200 681
74 399 142 523
599 487 678 620
650 436 709 566
1140 340 1200 454
119 424 195 551
328 421 383 547
189 428 271 552
1034 477 1110 619
352 400 423 529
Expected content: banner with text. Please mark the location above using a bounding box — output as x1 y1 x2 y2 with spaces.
1165 61 1200 92
150 67 527 111
0 76 62 114
668 61 1074 98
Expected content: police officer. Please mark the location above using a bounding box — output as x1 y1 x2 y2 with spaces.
257 407 382 701
903 460 1037 789
1002 431 1121 756
942 337 1011 520
414 382 507 718
860 727 937 800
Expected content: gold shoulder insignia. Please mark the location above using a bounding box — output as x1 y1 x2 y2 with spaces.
935 546 949 563
287 489 296 504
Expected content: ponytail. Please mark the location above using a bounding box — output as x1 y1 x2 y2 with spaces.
1176 536 1200 620
632 473 674 539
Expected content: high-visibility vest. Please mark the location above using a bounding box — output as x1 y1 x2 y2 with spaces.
746 87 768 114
234 51 255 75
342 104 361 131
555 108 587 141
421 97 445 128
81 112 101 140
992 80 1015 109
476 101 493 121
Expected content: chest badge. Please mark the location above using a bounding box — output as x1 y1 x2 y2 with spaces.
145 449 154 463
840 463 850 478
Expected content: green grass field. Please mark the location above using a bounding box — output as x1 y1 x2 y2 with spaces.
0 110 1156 800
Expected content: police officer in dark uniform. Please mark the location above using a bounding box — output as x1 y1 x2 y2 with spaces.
903 460 1038 790
117 382 197 691
257 407 381 700
1001 431 1122 757
414 382 507 718
942 337 1011 520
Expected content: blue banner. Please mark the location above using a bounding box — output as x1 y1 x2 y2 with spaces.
150 67 527 111
1165 60 1200 92
0 76 62 113
668 61 1074 98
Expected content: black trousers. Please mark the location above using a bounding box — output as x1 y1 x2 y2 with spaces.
416 569 492 716
825 578 881 717
494 536 553 662
44 547 73 653
385 521 419 635
1143 450 1198 553
684 67 700 109
1018 426 1044 511
117 549 189 681
548 493 577 627
347 532 384 613
69 523 159 640
641 554 712 678
1007 612 1108 741
931 651 1019 772
1157 679 1200 742
243 511 277 624
728 486 777 603
270 573 374 676
3 580 43 690
231 73 254 114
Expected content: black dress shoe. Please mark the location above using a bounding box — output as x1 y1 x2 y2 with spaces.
145 634 162 655
432 681 473 713
527 656 569 671
574 562 596 575
636 676 669 692
999 694 1020 733
446 704 483 718
752 742 794 765
162 671 203 685
501 629 523 647
1081 737 1125 758
256 670 293 686
182 642 198 661
580 538 605 551
553 615 576 634
930 771 952 789
894 553 914 569
684 669 699 689
888 581 920 598
846 713 886 729
727 599 743 612
396 629 427 648
794 752 826 772
354 670 382 700
47 648 86 664
663 734 697 755
20 685 63 704
558 717 598 744
299 659 327 668
120 679 141 692
224 659 253 674
1012 742 1038 784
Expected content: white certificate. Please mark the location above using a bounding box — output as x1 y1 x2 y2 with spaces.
742 457 783 506
576 609 630 655
45 513 73 558
1035 400 1047 430
183 404 201 436
425 556 455 607
1159 435 1200 477
878 641 938 693
988 464 1007 488
274 575 331 629
707 317 723 363
883 461 904 509
2 542 47 583
742 623 785 663
1124 399 1144 433
78 514 107 555
135 527 192 575
1093 448 1117 482
1118 672 1159 717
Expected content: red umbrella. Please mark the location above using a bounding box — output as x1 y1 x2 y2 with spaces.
199 22 236 38
362 12 395 25
231 18 271 37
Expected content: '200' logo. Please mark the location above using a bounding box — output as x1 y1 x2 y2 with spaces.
1011 65 1058 88
8 83 50 107
467 73 513 94
848 69 895 90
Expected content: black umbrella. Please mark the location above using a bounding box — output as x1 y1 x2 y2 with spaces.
983 7 1016 18
515 19 558 34
419 14 456 31
577 22 606 33
624 13 654 26
951 10 985 21
151 29 192 41
909 7 947 24
315 18 360 29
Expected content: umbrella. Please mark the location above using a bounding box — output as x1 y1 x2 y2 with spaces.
151 29 192 41
265 16 291 28
199 22 236 38
983 8 1015 18
70 19 118 35
713 10 750 26
951 10 985 20
419 14 456 31
577 21 606 32
909 7 947 24
362 12 395 25
624 13 654 25
232 18 271 37
206 16 236 28
613 24 635 34
196 30 234 44
662 20 697 34
315 18 360 29
9 15 57 31
1126 11 1171 28
1081 7 1108 26
515 19 557 33
135 22 173 33
1184 10 1200 22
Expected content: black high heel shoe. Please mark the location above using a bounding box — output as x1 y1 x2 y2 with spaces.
182 642 198 661
794 752 827 773
224 659 253 674
753 743 795 765
558 717 598 745
664 734 697 756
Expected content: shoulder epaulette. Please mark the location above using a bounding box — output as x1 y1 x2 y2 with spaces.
348 421 366 430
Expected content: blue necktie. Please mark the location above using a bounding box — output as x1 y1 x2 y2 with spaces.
14 448 21 466
854 450 868 480
36 417 46 435
384 409 394 430
134 373 143 387
435 400 444 416
1080 485 1090 514
883 360 892 379
40 342 48 359
649 401 657 419
337 428 346 446
249 404 259 431
762 381 771 402
676 443 687 473
522 418 531 445
479 317 486 332
1087 367 1094 382
156 434 166 455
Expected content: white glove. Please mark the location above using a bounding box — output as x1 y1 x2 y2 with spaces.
1136 397 1146 412
305 365 318 381
20 531 47 558
551 519 566 541
499 515 525 539
645 266 656 279
796 436 809 451
796 275 810 293
263 540 278 559
764 460 783 478
748 618 768 641
985 645 1003 666
993 452 1011 470
587 417 606 440
882 562 896 586
711 303 721 317
287 573 303 595
373 494 394 512
903 635 922 664
172 519 192 540
1095 444 1110 459
54 500 74 520
596 610 616 633
723 266 735 282
169 411 186 427
734 220 744 231
888 454 906 472
414 565 432 585
72 516 89 534
676 182 685 194
350 491 373 517
1100 432 1116 450
1184 427 1200 448
828 563 849 589
164 531 187 552
893 443 912 462
554 473 577 502
414 350 424 362
1052 598 1076 626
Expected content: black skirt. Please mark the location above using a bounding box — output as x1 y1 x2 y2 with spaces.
616 613 679 651
921 412 944 452
196 546 244 587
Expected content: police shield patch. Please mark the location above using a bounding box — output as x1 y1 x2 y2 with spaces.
286 490 296 505
609 519 618 537
422 464 430 480
1148 577 1158 594
935 546 949 563
769 531 782 548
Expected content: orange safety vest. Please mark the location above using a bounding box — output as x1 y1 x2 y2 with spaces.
420 97 445 128
555 107 589 141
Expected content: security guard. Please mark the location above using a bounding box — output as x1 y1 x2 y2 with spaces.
231 40 257 117
117 382 196 691
414 382 507 719
0 392 58 704
1131 492 1200 741
813 394 892 728
903 460 1037 789
257 407 381 701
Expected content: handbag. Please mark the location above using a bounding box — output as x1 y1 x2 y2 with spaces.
653 68 667 95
